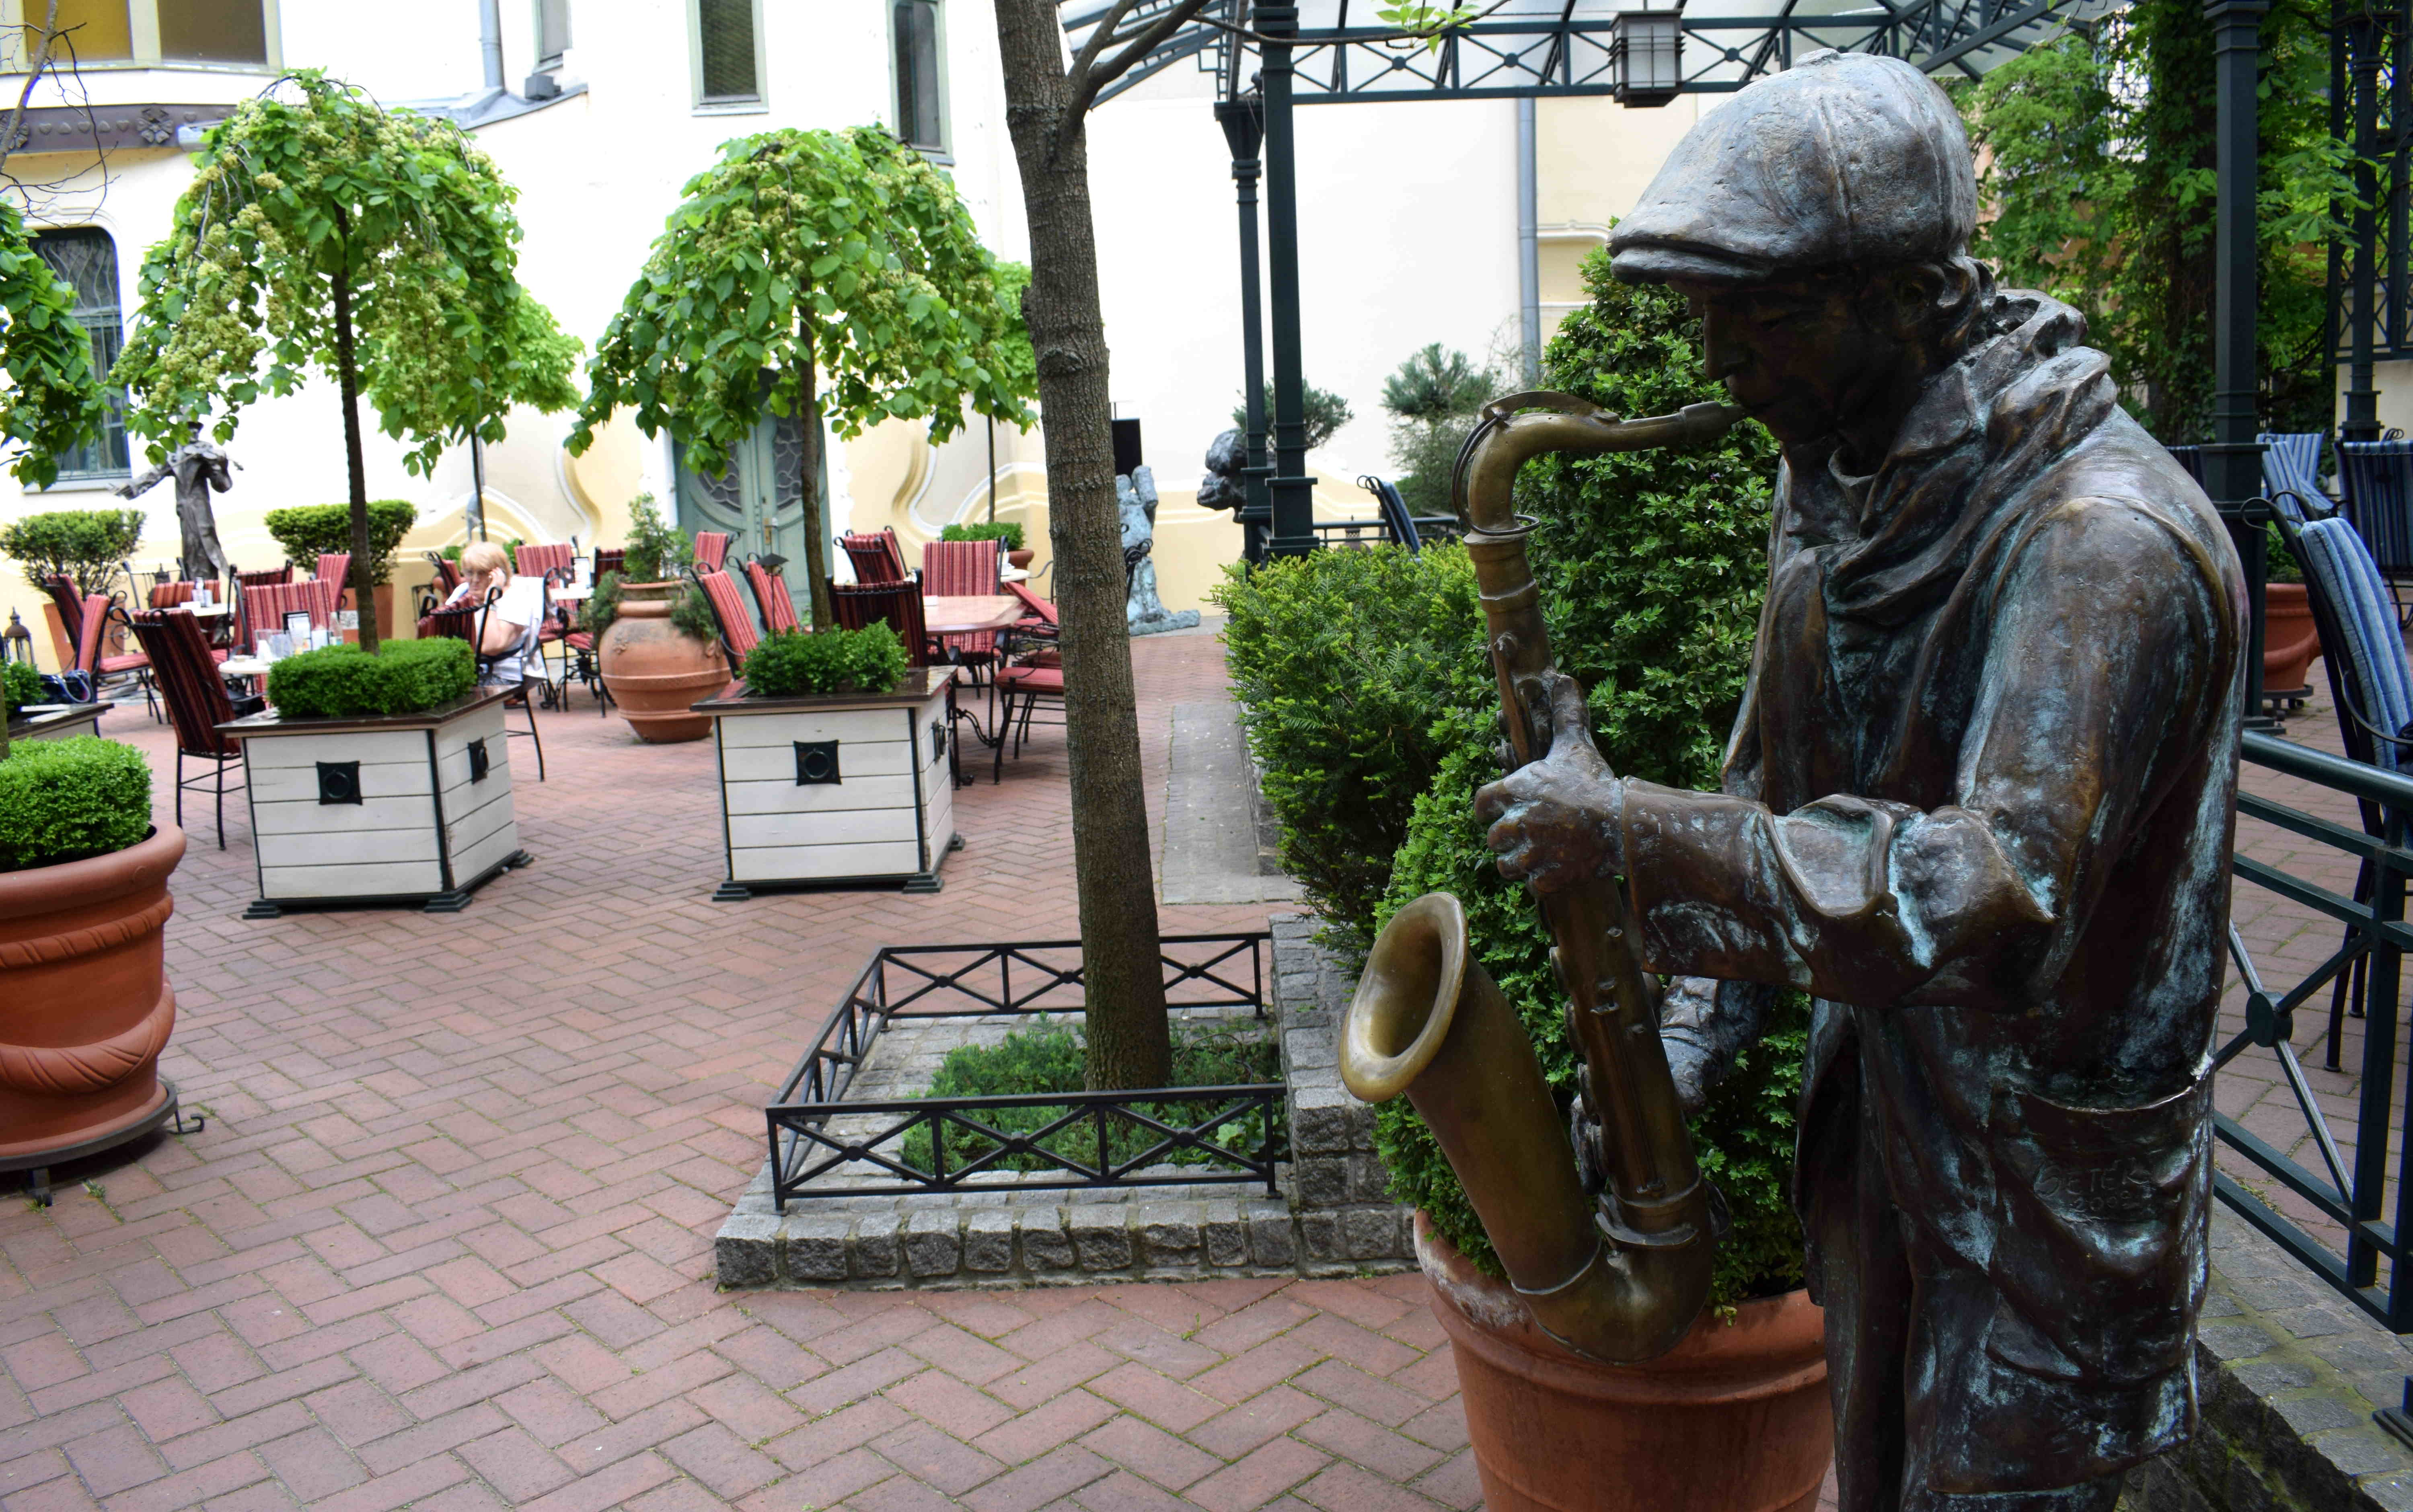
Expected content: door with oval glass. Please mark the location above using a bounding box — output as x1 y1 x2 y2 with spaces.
672 403 825 568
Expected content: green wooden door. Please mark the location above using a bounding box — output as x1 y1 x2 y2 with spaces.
673 404 824 564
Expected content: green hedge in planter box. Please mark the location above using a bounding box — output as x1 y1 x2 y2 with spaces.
0 736 152 870
2 661 39 718
266 637 477 719
940 521 1025 551
261 501 418 584
742 624 908 698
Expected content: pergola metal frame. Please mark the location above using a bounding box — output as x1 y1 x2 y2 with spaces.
1070 0 2274 714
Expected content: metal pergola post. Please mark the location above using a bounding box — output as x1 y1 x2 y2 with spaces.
1257 3 1317 559
2344 6 2386 446
2207 0 2271 728
1215 92 1274 566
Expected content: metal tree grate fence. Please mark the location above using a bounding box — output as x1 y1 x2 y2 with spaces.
765 933 1282 1208
2216 731 2413 1328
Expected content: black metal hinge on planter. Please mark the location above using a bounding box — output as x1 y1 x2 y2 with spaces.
930 720 946 764
794 740 841 785
316 761 362 805
467 738 490 783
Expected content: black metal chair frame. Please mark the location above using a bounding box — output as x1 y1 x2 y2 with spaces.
432 586 545 782
2271 491 2413 1063
128 608 255 850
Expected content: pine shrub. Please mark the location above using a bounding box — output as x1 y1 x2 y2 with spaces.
265 637 477 719
0 736 152 869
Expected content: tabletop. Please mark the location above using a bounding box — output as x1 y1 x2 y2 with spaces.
922 594 1022 636
553 585 593 602
220 656 272 678
186 602 231 617
1001 566 1031 583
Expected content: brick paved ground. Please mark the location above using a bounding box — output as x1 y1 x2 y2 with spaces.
0 626 2392 1511
0 631 1489 1512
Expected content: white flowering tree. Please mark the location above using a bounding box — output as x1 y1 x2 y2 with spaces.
113 72 579 649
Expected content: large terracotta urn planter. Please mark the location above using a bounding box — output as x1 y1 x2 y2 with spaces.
2264 581 2319 695
598 581 728 743
0 825 187 1188
1417 1213 1831 1512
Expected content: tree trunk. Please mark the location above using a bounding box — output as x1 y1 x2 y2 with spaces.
991 0 1173 1091
329 214 376 652
798 353 834 630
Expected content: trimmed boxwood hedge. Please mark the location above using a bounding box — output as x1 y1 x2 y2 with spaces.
266 638 477 719
939 520 1025 551
261 501 418 585
741 624 908 698
0 736 152 870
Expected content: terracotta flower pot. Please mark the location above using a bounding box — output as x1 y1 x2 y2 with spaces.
1417 1213 1832 1512
2264 581 2319 695
598 581 728 743
0 825 185 1163
1007 548 1035 569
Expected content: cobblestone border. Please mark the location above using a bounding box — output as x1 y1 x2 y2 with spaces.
2122 1207 2413 1511
713 913 1418 1289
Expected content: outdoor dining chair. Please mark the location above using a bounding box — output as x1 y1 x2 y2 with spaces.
128 608 257 848
828 579 931 665
236 580 329 655
235 564 293 591
694 531 732 573
840 528 908 583
72 594 157 720
1357 475 1462 551
2271 486 2413 1064
744 557 803 634
312 552 351 625
594 547 625 580
2337 437 2413 625
514 542 575 581
921 538 1003 673
37 574 82 667
2261 432 2331 510
421 587 547 781
693 567 762 688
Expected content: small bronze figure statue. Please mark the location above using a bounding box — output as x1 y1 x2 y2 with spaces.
1463 50 2240 1512
119 422 236 583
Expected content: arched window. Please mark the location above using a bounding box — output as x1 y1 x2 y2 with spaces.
30 227 127 483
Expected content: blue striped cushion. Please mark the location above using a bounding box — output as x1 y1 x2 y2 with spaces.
2296 516 2413 769
2259 431 2330 520
2337 439 2413 572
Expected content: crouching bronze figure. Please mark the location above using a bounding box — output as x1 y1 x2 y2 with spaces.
1342 48 2240 1512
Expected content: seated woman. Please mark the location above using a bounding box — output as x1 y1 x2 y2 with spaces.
443 542 545 687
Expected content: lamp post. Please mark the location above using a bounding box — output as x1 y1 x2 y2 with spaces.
1258 3 1317 559
1215 90 1274 565
2206 0 2271 728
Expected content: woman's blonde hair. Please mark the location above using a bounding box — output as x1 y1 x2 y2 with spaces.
458 541 509 576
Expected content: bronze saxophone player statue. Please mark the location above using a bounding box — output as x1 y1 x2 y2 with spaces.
1346 50 2242 1512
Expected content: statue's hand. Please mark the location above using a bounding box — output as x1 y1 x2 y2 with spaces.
1474 672 1623 893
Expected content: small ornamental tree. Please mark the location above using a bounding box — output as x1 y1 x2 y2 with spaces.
112 72 580 650
0 201 107 491
570 126 1034 630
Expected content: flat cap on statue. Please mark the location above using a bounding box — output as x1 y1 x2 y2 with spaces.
1609 50 1978 285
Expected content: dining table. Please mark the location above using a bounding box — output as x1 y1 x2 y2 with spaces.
921 594 1022 638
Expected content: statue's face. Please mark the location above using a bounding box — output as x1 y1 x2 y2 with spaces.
1675 272 1922 456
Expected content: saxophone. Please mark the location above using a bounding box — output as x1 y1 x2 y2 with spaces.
1338 391 1744 1364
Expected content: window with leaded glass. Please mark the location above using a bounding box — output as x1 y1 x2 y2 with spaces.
31 228 127 483
691 0 762 107
893 0 945 152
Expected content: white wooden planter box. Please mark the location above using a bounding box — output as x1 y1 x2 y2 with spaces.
217 688 530 918
7 703 104 743
696 670 960 898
